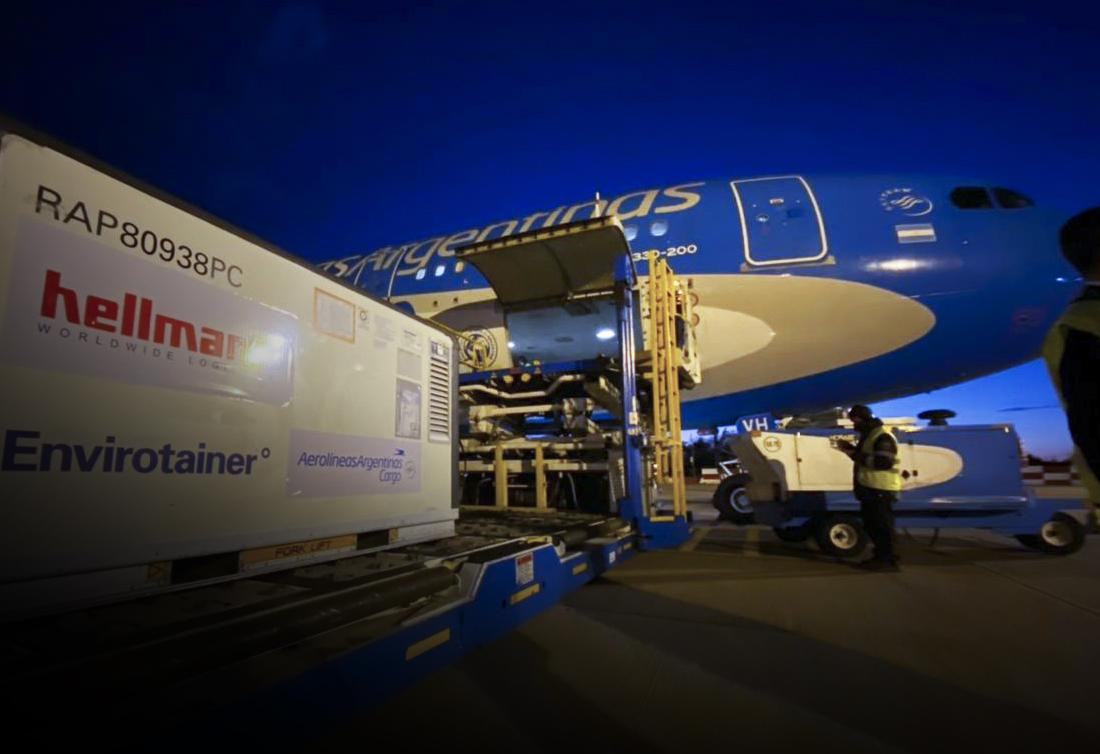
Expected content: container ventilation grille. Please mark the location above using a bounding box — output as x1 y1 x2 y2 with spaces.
428 340 451 443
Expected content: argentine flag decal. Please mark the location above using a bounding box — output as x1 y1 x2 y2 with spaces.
895 223 937 244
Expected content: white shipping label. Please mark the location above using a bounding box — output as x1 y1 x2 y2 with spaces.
314 289 355 342
0 220 297 404
402 329 422 352
395 378 422 439
397 349 422 380
376 316 396 342
516 552 534 585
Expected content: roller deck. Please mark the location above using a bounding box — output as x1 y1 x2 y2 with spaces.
0 507 638 745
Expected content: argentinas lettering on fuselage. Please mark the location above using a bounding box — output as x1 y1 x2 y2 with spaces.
316 171 1075 430
321 183 704 283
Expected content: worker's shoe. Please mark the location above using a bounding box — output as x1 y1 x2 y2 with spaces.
857 558 900 572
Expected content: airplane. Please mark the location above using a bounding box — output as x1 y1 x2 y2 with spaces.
318 175 1079 429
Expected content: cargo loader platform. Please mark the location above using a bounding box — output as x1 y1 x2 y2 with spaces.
450 216 697 550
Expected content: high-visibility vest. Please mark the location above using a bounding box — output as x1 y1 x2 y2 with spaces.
856 425 902 492
1041 298 1100 503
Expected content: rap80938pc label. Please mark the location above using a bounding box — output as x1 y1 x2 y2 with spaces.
35 185 245 288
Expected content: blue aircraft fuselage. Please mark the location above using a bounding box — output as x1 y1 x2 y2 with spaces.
320 175 1077 427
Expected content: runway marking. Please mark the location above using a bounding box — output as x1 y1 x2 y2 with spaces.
744 526 761 557
972 562 1100 620
679 527 709 552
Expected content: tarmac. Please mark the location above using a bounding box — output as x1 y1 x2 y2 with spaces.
327 487 1100 753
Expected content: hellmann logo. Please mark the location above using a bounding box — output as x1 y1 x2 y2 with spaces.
5 221 295 405
39 268 251 359
2 429 271 475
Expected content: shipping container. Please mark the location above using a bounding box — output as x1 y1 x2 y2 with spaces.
0 130 458 618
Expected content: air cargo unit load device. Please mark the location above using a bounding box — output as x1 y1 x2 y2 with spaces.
0 129 459 619
0 124 700 747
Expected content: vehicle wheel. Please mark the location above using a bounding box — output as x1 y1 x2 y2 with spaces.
773 525 811 543
814 514 868 558
712 474 754 525
1029 513 1086 555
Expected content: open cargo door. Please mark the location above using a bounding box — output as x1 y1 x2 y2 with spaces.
456 216 636 364
456 216 631 309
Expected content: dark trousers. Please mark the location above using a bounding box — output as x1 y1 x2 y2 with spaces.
856 487 897 562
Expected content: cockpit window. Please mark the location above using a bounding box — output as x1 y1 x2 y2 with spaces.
993 188 1034 209
950 187 994 209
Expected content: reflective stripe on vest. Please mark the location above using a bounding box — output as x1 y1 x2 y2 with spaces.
856 425 902 492
1041 298 1100 502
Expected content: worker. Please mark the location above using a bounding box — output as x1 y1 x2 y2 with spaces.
1043 207 1100 532
834 404 902 570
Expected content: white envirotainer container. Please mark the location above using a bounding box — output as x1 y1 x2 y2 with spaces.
0 129 458 618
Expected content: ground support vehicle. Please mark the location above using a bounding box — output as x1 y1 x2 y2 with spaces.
726 422 1089 557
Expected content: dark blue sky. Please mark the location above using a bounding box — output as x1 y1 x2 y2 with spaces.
4 1 1097 458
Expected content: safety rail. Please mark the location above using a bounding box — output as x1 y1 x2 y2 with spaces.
643 251 687 519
